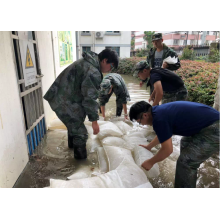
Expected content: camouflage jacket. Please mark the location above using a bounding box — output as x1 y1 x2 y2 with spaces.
99 73 131 106
44 51 103 122
147 43 181 71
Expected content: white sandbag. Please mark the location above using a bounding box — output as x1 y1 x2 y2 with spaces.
116 157 150 188
133 145 160 178
48 118 67 130
122 136 149 151
114 121 132 135
50 170 124 188
85 125 93 136
84 120 109 127
97 147 109 173
103 146 134 171
126 131 145 139
97 122 123 140
67 166 100 180
86 136 102 153
101 137 129 149
135 182 153 188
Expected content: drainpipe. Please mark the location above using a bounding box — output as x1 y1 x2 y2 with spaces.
51 31 57 79
93 31 95 52
75 31 79 60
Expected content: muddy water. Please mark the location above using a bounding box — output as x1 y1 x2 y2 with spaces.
14 74 219 188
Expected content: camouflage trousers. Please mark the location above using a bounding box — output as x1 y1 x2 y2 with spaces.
175 120 219 188
54 102 88 145
162 86 188 104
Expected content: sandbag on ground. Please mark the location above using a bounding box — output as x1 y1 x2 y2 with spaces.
50 170 124 188
122 136 149 151
133 145 160 178
49 157 151 188
103 146 134 171
86 136 102 153
114 121 132 135
135 182 153 188
67 166 100 180
97 122 123 140
115 157 150 188
101 137 129 149
97 147 109 173
48 118 67 130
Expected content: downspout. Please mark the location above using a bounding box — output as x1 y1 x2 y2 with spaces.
51 31 57 79
75 31 79 60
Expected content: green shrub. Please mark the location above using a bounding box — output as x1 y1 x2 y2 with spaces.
113 58 219 106
180 46 196 60
176 60 219 106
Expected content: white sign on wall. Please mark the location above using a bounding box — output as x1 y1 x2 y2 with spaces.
18 31 37 87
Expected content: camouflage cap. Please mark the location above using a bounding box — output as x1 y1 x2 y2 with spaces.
152 33 162 41
100 79 112 95
133 61 150 77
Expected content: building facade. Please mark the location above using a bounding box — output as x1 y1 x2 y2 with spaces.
134 31 219 50
77 31 131 58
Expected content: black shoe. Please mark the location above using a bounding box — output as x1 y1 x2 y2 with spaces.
68 134 74 149
74 144 87 160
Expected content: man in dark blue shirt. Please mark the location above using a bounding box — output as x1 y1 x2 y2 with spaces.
129 101 219 188
133 61 187 106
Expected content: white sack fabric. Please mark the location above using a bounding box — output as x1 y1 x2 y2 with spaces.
133 145 160 178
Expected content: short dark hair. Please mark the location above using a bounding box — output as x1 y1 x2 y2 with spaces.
98 49 119 69
129 101 152 121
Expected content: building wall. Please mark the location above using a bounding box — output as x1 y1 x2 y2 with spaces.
37 31 77 128
0 31 29 188
79 31 131 58
0 31 76 187
134 31 218 50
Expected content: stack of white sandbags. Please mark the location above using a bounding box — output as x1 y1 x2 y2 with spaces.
49 157 152 188
47 118 160 188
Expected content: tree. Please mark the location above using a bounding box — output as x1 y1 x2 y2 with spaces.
131 38 135 51
143 31 155 50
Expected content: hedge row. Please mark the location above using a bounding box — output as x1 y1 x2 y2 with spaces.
112 58 219 106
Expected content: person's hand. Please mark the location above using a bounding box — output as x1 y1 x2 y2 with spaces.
139 144 151 151
92 121 100 135
140 81 143 87
149 97 154 102
141 159 154 171
162 62 169 69
124 114 128 120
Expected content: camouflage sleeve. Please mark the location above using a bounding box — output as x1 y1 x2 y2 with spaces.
99 94 110 106
81 71 101 122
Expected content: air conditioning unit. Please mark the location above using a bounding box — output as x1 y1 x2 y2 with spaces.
95 31 104 39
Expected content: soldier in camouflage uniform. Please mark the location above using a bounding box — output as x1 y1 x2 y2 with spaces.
140 33 181 93
129 101 219 188
44 49 119 159
99 73 131 119
134 61 187 106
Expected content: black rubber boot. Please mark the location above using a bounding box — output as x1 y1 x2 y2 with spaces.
68 133 74 149
74 144 87 160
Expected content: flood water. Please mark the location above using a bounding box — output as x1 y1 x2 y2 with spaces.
14 74 219 188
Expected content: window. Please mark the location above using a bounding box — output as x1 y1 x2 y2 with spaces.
105 31 121 36
190 40 195 45
207 31 209 35
106 47 120 56
81 31 91 36
173 39 179 45
82 47 91 53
